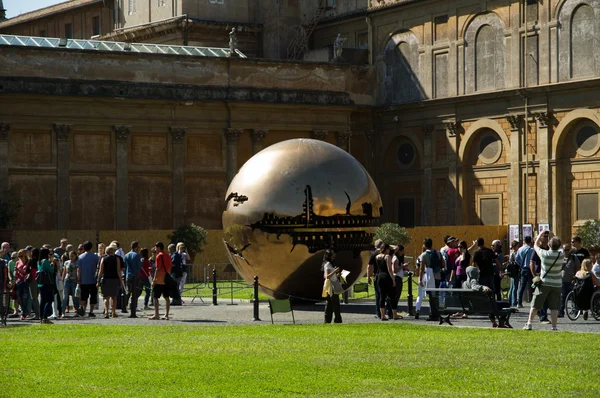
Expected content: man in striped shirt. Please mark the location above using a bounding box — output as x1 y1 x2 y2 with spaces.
524 231 564 331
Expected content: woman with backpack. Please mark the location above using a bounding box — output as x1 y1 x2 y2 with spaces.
573 259 600 320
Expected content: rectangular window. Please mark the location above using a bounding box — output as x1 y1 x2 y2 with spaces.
326 0 336 9
92 16 100 36
434 15 448 42
357 32 368 50
158 0 166 6
397 198 415 228
434 52 449 98
209 0 224 4
478 195 501 225
129 0 136 14
576 192 599 221
65 23 73 39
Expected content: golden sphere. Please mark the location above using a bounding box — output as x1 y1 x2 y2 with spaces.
223 138 382 300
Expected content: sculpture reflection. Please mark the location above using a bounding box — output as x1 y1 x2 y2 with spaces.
223 138 383 300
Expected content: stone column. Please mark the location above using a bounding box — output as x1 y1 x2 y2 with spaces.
224 128 242 186
54 124 71 230
251 129 268 155
421 124 433 226
365 129 376 177
113 125 130 230
312 130 328 141
445 121 461 225
507 115 523 226
0 123 9 192
535 111 552 226
170 126 187 229
336 131 352 152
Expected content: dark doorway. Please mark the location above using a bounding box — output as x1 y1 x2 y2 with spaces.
397 198 415 228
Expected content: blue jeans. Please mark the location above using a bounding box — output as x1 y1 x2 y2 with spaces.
508 276 519 307
517 270 532 306
62 280 80 314
17 281 31 316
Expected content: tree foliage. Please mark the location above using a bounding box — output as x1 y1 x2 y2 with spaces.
575 220 600 249
168 223 208 260
373 223 411 246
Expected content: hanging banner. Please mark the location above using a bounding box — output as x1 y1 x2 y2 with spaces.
538 223 550 234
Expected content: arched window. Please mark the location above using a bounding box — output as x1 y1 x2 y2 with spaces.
475 25 496 91
381 31 424 105
571 5 595 78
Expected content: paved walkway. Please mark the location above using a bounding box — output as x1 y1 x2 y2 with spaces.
4 298 599 333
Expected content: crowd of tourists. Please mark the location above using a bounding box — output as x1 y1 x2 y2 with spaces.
322 230 600 330
0 239 190 324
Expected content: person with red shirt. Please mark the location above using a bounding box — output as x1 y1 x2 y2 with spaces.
148 242 172 320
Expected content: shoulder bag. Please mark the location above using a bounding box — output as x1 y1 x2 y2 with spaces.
532 254 560 288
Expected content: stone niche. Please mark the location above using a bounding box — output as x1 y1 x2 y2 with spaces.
9 130 52 165
72 133 112 164
70 175 116 230
128 175 172 229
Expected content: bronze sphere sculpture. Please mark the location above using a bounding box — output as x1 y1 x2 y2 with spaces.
223 138 383 300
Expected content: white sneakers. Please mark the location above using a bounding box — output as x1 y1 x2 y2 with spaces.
523 323 532 330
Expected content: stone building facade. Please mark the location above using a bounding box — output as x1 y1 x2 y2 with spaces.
1 0 600 240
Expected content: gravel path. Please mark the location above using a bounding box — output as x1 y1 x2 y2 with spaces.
4 298 599 333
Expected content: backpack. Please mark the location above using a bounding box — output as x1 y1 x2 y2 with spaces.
427 250 442 273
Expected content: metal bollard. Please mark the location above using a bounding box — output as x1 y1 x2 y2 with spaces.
212 268 218 306
252 276 261 321
407 272 414 316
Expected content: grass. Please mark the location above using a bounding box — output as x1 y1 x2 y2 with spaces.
181 277 416 301
0 323 596 397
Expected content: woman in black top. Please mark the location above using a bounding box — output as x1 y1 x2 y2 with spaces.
376 244 397 321
97 246 121 318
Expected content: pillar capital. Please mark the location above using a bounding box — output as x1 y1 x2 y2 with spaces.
0 123 9 141
365 129 376 142
113 125 131 142
422 124 434 139
53 123 72 141
169 126 187 142
534 112 550 129
224 128 242 143
312 130 328 140
507 115 522 131
251 129 268 143
336 131 352 147
444 121 460 137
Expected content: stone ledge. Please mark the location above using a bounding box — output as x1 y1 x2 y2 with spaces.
0 76 355 106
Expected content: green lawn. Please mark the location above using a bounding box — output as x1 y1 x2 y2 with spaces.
182 277 415 301
1 323 595 397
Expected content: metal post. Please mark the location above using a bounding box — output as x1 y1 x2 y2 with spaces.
212 268 218 306
253 275 261 321
342 290 349 304
407 272 414 316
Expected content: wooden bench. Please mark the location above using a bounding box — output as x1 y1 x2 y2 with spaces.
425 288 517 327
